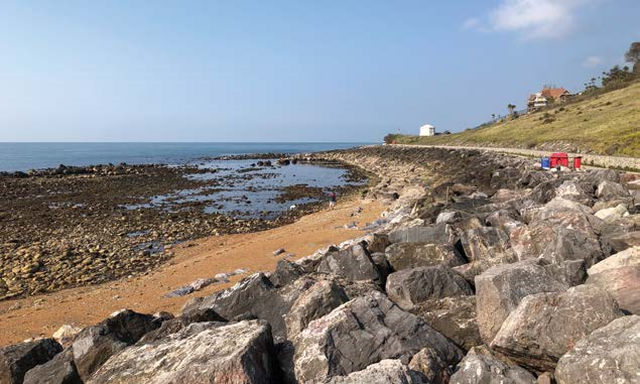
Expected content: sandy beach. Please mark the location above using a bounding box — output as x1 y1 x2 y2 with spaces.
0 197 384 346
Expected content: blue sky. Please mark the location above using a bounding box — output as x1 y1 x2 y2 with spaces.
0 0 638 142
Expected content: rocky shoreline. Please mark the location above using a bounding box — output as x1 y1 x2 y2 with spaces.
0 159 368 301
2 145 640 383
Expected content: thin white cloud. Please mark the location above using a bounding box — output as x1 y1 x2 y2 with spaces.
462 18 481 30
465 0 598 40
582 56 603 67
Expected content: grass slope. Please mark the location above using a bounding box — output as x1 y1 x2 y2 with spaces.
395 81 640 157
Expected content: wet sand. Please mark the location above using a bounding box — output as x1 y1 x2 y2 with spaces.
0 198 384 346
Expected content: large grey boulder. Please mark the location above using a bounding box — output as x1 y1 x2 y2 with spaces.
586 246 640 314
388 224 452 244
284 279 349 340
475 259 568 344
385 243 466 271
0 339 62 384
316 243 384 285
555 315 640 384
71 309 162 380
408 347 461 384
491 285 623 372
459 227 513 264
23 349 81 384
181 273 313 342
411 296 481 351
555 180 593 206
270 258 307 288
87 321 276 384
596 180 631 201
327 360 422 384
386 266 472 311
292 291 463 383
138 308 225 344
449 346 536 384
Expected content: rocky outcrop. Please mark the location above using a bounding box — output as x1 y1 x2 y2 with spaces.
385 243 466 271
385 266 473 310
586 246 640 314
555 315 640 384
327 359 422 384
388 224 452 245
87 321 276 384
411 296 481 351
23 349 81 384
475 260 568 344
292 291 463 383
316 243 384 285
71 309 162 380
0 339 62 384
449 346 536 384
491 285 623 372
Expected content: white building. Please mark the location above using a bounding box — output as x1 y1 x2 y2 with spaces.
419 124 436 136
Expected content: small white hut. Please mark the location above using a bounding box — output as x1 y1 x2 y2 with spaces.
419 124 436 136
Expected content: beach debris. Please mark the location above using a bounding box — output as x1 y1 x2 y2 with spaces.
164 268 249 297
289 204 297 210
343 221 359 229
273 248 286 256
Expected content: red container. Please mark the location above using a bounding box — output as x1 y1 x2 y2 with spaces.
550 152 569 167
573 156 582 169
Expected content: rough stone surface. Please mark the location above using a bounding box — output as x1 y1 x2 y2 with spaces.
408 347 459 383
555 315 640 384
0 339 62 384
23 349 81 384
87 320 276 384
385 243 466 271
449 346 536 384
316 243 384 285
71 309 161 380
292 291 463 383
411 296 481 351
386 266 473 310
327 360 422 384
491 284 623 372
284 279 349 340
587 246 640 314
475 260 568 344
596 180 631 201
388 224 452 244
367 233 391 254
594 203 628 222
269 258 306 288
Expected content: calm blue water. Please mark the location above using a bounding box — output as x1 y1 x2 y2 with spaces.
0 142 369 172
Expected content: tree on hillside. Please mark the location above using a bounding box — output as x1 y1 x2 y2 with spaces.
624 42 640 74
507 104 516 116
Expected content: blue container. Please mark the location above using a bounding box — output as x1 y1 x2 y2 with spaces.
541 157 551 169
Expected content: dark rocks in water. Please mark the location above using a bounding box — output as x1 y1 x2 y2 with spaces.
23 348 81 384
490 284 623 372
385 266 473 311
292 291 463 383
71 309 163 380
278 158 291 165
86 320 277 384
449 346 536 384
385 242 466 271
0 339 62 384
555 315 640 384
475 259 569 344
411 296 481 352
316 243 385 285
388 224 452 244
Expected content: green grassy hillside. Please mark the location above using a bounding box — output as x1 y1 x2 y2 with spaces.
394 81 640 157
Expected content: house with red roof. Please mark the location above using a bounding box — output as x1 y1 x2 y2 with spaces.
527 87 572 111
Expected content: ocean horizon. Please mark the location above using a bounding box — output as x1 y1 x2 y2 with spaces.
0 142 373 172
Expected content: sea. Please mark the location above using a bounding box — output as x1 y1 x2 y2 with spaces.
0 142 372 219
0 142 370 172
